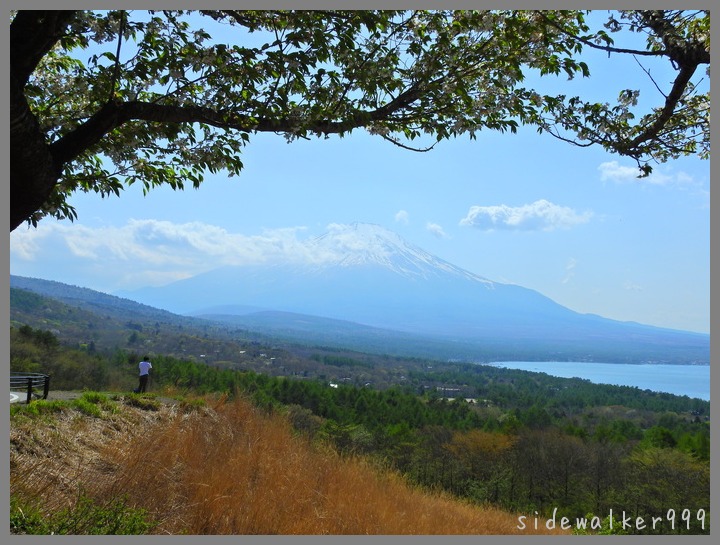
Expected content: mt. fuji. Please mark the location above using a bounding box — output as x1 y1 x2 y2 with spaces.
120 223 709 364
306 222 493 284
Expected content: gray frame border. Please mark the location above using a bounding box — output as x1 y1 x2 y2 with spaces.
3 1 716 544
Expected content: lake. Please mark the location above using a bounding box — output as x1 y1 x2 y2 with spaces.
485 361 710 401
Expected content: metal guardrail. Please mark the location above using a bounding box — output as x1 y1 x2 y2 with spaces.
10 372 51 404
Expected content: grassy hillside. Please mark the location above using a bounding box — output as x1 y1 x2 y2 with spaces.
9 283 710 535
10 392 566 535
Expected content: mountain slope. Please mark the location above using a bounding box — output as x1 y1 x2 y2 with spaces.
119 223 709 364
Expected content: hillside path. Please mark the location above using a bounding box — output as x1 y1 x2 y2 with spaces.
10 390 180 406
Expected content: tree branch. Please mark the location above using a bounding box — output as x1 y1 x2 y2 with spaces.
536 12 665 58
638 10 710 65
50 85 433 167
380 134 437 152
617 61 698 156
107 11 127 103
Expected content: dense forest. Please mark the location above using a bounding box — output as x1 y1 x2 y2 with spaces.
10 318 710 534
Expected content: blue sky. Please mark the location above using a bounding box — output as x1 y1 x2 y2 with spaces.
9 11 711 334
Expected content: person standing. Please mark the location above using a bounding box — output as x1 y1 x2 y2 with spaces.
136 356 152 393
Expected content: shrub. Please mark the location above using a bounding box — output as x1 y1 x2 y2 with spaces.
10 399 69 418
71 398 103 418
10 497 51 534
123 393 161 411
79 391 119 414
177 397 206 412
10 493 155 535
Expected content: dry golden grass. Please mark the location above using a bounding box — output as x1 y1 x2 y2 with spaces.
11 393 568 535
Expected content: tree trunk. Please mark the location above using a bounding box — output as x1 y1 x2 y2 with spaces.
9 73 61 231
10 11 77 231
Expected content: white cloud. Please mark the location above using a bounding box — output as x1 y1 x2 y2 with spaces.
426 222 449 238
8 226 48 260
598 161 696 186
459 199 592 231
562 258 577 285
323 223 390 257
10 220 316 289
394 210 409 224
598 161 640 182
624 281 643 292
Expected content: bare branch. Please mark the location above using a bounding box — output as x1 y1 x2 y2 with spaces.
536 12 665 58
379 134 437 152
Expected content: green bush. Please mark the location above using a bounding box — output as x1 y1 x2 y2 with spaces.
124 393 161 411
79 391 119 414
177 397 206 412
11 493 155 535
71 397 103 418
79 391 107 404
10 399 69 418
10 497 51 534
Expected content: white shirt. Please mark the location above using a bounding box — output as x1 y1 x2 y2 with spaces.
139 360 152 376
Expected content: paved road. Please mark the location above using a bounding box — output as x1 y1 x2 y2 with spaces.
10 390 83 404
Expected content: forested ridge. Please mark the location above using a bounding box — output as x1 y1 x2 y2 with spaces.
10 292 710 534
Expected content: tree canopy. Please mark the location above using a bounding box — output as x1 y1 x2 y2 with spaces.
10 10 710 231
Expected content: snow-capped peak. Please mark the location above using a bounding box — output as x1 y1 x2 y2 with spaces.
309 222 494 285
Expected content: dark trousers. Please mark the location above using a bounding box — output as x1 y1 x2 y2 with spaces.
138 374 149 393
